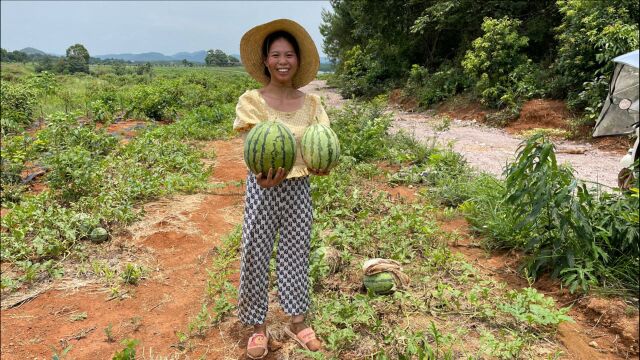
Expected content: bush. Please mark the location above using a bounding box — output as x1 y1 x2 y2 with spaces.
462 17 530 108
552 0 639 123
329 98 391 162
335 45 386 99
44 146 106 202
404 63 471 108
125 80 183 120
1 81 37 135
456 135 638 294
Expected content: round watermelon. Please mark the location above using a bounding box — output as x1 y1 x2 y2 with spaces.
363 272 395 294
301 124 340 172
244 121 296 175
89 227 109 243
73 213 96 237
311 246 342 274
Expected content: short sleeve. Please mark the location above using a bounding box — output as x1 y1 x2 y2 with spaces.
310 94 330 126
233 90 266 132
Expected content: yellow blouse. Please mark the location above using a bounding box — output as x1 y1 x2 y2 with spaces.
233 89 331 178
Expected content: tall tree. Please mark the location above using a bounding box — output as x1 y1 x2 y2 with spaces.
65 43 90 73
205 49 229 66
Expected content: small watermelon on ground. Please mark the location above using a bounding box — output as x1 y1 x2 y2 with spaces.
244 121 296 175
363 272 396 294
311 246 342 274
73 213 96 237
89 227 109 243
301 124 340 172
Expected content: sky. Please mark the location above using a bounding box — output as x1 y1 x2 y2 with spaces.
0 1 332 56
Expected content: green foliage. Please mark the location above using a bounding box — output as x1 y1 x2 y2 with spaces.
504 135 599 284
120 263 144 285
125 80 183 120
112 339 139 360
334 45 386 98
459 175 525 250
389 147 476 207
404 63 471 108
1 81 37 135
498 287 572 329
44 145 106 202
553 0 639 122
205 49 235 67
458 135 639 294
0 68 249 289
329 98 391 162
64 44 90 74
462 17 530 108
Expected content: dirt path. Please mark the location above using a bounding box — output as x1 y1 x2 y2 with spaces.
304 80 628 189
1 138 249 359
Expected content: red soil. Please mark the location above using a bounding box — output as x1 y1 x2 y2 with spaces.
442 217 639 359
505 99 571 133
1 138 248 359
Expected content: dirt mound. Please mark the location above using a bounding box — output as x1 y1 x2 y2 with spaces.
388 89 419 112
584 297 639 353
437 96 490 122
506 99 571 133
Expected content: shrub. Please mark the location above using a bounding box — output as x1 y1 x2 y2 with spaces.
335 45 386 99
1 81 37 135
552 0 639 123
125 80 183 120
45 146 106 202
329 98 391 162
462 17 530 108
404 63 471 108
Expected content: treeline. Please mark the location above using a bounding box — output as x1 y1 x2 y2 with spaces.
321 0 639 124
1 46 242 72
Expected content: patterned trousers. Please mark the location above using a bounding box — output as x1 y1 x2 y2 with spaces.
237 173 313 325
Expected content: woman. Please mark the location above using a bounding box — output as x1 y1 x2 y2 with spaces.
233 19 330 358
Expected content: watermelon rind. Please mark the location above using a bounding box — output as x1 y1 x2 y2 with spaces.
363 272 396 294
244 121 296 175
301 124 340 172
89 227 109 243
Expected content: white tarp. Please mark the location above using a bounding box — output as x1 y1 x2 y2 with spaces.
593 50 639 137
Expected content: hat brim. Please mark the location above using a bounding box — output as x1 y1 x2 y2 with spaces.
240 19 320 89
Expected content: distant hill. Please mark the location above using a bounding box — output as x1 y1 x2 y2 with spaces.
95 51 332 64
20 47 47 55
11 47 332 64
94 50 208 63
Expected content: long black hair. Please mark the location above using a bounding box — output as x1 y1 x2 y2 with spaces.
262 30 300 79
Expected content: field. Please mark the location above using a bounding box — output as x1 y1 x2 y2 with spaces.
1 64 638 359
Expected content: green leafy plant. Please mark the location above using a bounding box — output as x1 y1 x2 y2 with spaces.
462 16 530 108
120 263 144 285
112 339 139 360
498 287 572 330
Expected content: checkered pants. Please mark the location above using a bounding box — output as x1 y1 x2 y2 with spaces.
237 173 313 325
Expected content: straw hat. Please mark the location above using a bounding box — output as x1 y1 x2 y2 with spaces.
240 19 320 89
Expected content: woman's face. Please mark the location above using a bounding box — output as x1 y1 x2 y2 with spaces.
264 37 298 86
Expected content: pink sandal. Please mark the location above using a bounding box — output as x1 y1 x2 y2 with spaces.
284 326 319 351
246 332 268 359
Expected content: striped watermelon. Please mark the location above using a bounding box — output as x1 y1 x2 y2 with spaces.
363 272 396 294
244 121 296 175
301 124 340 172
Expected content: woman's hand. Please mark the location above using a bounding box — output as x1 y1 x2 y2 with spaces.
308 168 330 176
256 167 288 188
